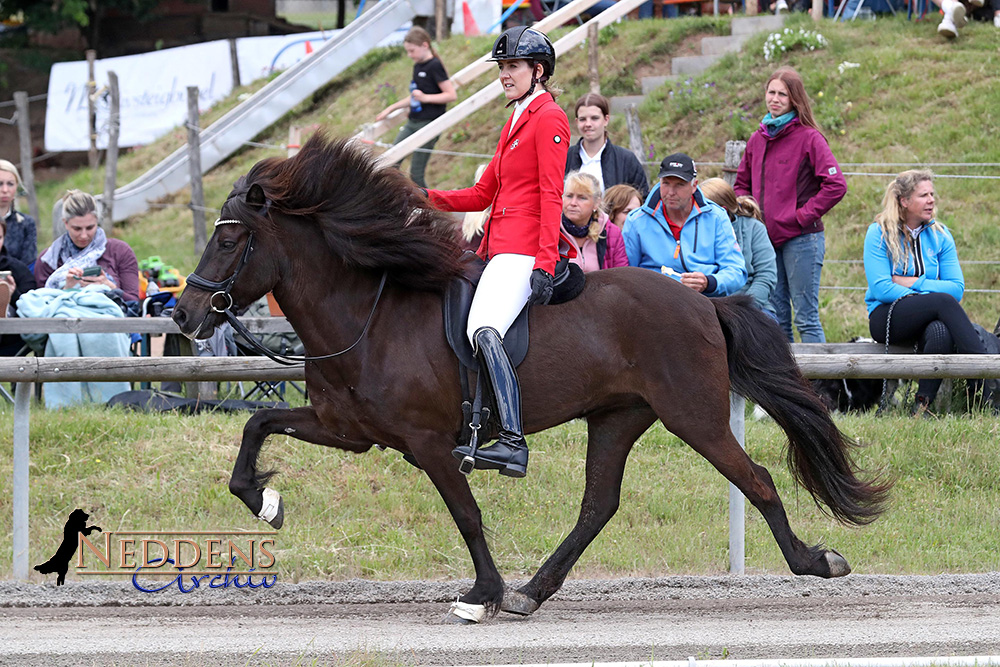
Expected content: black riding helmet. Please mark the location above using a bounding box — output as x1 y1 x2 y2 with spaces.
489 27 556 105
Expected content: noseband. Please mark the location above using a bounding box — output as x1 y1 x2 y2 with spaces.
185 217 386 366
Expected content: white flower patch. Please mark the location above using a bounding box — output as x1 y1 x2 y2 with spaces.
764 29 829 62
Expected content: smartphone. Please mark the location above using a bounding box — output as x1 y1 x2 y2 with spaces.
0 270 11 279
82 266 102 277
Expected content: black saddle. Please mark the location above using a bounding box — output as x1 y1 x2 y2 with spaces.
443 252 585 370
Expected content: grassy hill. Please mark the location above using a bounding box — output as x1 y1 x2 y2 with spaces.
32 13 1000 343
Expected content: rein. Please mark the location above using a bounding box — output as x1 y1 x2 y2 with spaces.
185 218 387 366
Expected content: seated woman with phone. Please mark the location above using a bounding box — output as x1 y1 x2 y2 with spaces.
33 190 140 301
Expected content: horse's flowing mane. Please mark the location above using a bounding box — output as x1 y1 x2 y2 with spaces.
231 133 464 291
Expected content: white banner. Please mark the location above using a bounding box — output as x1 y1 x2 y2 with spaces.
44 41 234 152
234 27 408 85
44 28 411 153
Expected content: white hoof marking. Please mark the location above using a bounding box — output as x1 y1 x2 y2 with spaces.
259 487 281 523
449 601 486 623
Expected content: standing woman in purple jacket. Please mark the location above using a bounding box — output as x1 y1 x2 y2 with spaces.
735 67 846 343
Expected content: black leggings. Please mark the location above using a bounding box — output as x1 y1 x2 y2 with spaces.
868 292 986 401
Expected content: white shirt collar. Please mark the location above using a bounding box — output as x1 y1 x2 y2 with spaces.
508 89 546 138
578 141 606 192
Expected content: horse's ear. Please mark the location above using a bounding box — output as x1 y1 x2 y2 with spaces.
246 183 266 209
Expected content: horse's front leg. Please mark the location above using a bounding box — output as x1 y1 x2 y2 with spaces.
230 406 361 529
409 434 505 624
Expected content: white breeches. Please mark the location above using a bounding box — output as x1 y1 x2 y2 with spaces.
467 253 534 344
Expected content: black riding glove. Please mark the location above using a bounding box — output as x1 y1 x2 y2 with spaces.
529 269 554 306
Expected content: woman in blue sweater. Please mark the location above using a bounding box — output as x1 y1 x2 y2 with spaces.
864 170 991 416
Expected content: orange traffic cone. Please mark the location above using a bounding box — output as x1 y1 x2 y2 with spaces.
305 40 314 54
462 1 480 37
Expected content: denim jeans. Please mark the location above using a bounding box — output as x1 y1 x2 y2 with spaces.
770 231 826 343
392 119 440 189
638 0 680 18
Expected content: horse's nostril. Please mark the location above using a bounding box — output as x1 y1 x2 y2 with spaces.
172 308 187 327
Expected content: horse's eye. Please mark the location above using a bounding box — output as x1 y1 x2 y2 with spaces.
219 239 237 251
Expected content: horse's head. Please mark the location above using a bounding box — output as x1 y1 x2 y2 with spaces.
173 180 278 339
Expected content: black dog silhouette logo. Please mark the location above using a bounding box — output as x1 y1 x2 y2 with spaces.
34 509 102 585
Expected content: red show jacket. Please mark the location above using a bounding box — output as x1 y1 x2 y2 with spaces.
428 92 573 275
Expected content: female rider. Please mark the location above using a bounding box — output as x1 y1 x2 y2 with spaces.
425 27 570 478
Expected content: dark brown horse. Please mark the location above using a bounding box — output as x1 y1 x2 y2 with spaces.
172 135 889 623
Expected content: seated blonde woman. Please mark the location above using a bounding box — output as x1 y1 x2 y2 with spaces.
34 190 139 302
699 178 777 318
561 171 628 273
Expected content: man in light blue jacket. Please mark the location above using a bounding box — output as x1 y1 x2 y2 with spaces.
622 153 747 297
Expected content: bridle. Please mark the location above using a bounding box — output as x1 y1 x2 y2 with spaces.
185 217 387 366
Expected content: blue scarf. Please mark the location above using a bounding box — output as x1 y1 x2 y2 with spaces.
761 111 798 137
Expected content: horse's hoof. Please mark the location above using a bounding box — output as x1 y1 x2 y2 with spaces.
825 549 851 577
269 497 284 530
446 600 486 624
442 612 475 625
500 587 540 616
258 488 284 530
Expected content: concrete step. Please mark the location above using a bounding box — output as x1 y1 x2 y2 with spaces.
671 53 722 77
701 33 750 56
731 14 785 35
641 75 677 95
609 95 646 114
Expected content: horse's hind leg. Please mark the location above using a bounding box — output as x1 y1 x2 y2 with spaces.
658 391 849 578
503 405 656 615
230 406 361 529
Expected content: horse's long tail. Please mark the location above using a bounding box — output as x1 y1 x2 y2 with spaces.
712 295 892 526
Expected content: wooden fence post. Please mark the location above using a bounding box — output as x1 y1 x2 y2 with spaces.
229 39 242 89
86 50 99 173
187 87 208 255
625 104 644 164
13 91 40 225
288 126 302 158
101 71 120 233
435 0 449 40
724 140 746 187
588 24 600 94
812 0 823 19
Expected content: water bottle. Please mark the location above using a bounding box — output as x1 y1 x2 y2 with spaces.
409 81 422 113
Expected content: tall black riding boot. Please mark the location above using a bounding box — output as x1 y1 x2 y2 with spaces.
453 327 529 478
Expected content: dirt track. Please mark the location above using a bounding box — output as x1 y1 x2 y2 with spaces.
1 574 999 666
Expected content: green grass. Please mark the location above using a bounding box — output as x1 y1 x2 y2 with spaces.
3 404 999 583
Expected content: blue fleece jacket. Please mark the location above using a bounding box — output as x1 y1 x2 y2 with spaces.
622 185 747 297
863 220 964 315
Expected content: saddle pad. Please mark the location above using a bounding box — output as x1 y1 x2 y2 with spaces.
444 254 529 370
443 253 587 371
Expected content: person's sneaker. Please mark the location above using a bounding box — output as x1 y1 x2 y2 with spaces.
938 14 959 37
775 0 789 12
951 0 968 26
